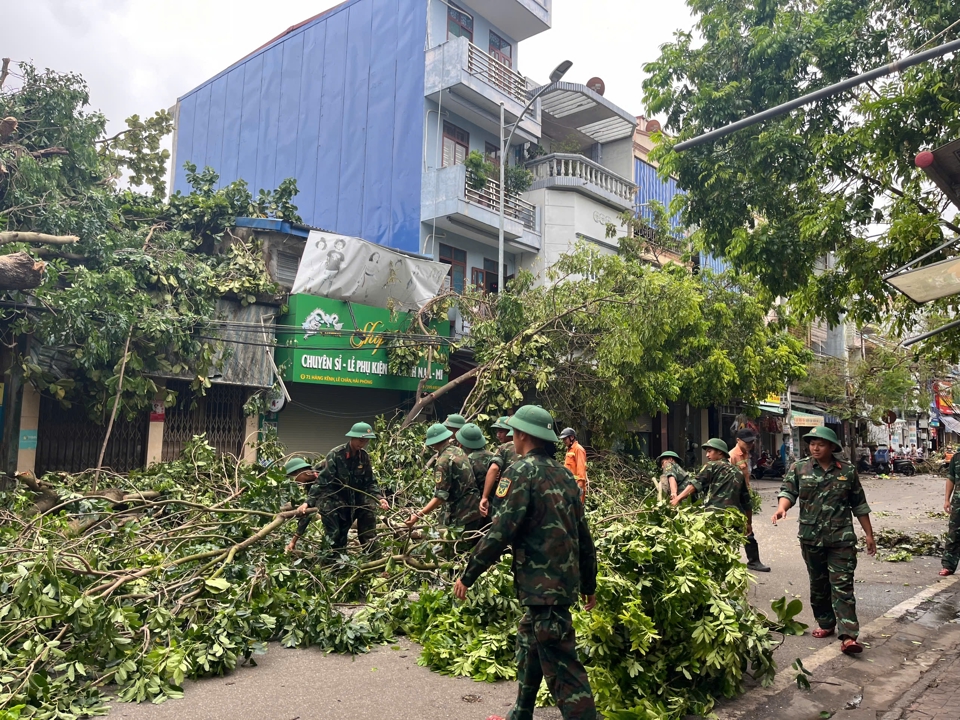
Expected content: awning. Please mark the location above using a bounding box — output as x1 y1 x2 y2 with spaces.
941 415 960 434
536 82 638 146
792 402 841 425
758 401 783 415
792 411 824 428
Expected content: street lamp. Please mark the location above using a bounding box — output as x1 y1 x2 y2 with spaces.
497 60 573 295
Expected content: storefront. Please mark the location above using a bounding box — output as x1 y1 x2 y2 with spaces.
271 295 450 455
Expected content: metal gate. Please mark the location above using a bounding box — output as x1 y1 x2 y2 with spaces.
36 395 148 475
162 381 248 461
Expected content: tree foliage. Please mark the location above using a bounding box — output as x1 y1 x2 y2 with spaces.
642 0 960 357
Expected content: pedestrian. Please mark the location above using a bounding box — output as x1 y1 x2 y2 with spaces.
657 451 690 502
559 428 588 502
772 426 876 655
296 422 390 554
284 458 319 553
671 438 760 570
454 405 598 720
444 413 466 431
939 448 960 576
456 423 494 495
407 423 484 550
481 416 520 518
728 429 770 572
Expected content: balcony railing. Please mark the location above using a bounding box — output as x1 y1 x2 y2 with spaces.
526 153 637 205
466 42 528 106
465 171 537 231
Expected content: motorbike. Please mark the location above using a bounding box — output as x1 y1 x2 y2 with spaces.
755 457 786 479
892 457 917 476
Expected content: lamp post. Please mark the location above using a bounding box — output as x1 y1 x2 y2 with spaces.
497 60 573 295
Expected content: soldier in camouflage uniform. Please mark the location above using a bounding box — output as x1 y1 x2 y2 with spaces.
455 405 598 720
456 423 495 496
284 458 318 553
938 450 960 575
296 422 389 554
444 413 466 431
406 424 483 548
672 439 751 514
773 426 876 655
481 416 520 518
657 451 691 502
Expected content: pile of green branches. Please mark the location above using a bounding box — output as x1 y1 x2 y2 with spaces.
0 425 775 720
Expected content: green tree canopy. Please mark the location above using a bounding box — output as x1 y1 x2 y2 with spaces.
642 0 960 358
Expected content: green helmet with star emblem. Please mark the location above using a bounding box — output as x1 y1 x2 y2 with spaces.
803 426 841 450
456 423 487 449
425 423 454 447
345 422 376 439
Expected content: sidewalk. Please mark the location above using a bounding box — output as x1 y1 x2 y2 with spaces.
716 576 960 720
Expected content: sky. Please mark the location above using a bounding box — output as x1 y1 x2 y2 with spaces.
5 0 695 137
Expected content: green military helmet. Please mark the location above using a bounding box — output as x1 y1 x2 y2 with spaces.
490 416 511 431
507 405 559 442
456 423 487 450
657 451 681 463
345 422 377 439
702 438 730 456
284 458 313 475
803 425 842 450
425 422 454 447
444 413 466 429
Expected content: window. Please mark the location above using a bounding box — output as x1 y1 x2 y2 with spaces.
489 31 512 67
447 4 473 41
442 121 469 168
439 243 467 294
472 258 505 294
485 142 501 167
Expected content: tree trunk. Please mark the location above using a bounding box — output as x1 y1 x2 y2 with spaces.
0 252 45 290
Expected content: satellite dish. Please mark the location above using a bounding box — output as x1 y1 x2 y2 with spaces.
267 390 286 413
645 119 662 134
587 77 605 96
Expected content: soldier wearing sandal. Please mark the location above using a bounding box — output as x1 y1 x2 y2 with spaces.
773 426 877 655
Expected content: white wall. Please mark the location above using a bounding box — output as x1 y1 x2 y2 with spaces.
427 0 521 69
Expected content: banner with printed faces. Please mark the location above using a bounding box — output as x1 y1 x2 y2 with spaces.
292 231 450 312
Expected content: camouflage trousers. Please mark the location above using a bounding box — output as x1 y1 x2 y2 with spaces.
800 543 859 640
507 606 596 720
942 499 960 572
317 491 378 553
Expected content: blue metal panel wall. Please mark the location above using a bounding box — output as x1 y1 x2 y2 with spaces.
699 252 732 274
634 157 684 235
173 0 427 253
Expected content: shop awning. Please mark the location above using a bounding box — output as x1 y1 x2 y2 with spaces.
941 415 960 434
792 411 824 428
758 401 783 415
792 402 841 425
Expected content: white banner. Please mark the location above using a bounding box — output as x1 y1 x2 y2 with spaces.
292 231 450 312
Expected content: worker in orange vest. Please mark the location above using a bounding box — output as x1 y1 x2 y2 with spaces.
560 428 588 501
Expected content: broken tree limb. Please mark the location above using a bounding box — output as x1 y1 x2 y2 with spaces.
0 251 46 290
0 60 9 91
0 232 80 246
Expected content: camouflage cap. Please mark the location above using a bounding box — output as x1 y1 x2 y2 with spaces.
456 423 487 449
425 423 454 447
345 422 376 439
702 438 730 456
508 405 559 442
803 425 842 449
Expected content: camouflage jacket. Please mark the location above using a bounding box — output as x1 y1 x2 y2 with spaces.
467 449 495 494
490 441 519 473
949 454 960 486
434 444 482 527
462 447 598 606
307 444 376 507
691 460 750 513
778 457 871 547
665 465 693 495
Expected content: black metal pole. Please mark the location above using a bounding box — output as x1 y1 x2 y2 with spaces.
902 317 960 347
673 38 960 152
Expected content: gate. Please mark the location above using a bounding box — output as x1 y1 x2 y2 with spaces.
162 381 248 461
36 396 148 475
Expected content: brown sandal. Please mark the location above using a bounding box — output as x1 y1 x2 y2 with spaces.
841 638 863 655
940 569 954 576
812 627 835 639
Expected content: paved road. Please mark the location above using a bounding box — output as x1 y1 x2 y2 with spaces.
106 473 950 720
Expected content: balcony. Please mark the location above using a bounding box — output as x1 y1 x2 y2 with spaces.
422 163 541 252
481 0 551 41
526 153 638 211
425 36 541 144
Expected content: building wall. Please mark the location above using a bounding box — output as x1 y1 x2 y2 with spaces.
427 0 520 65
171 0 428 254
598 138 634 182
424 101 503 171
635 157 684 232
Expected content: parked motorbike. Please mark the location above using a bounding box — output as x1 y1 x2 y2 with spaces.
892 457 917 476
755 457 786 479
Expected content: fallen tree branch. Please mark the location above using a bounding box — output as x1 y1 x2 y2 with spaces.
0 232 80 246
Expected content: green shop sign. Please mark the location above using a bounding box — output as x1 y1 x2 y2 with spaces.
275 295 450 392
